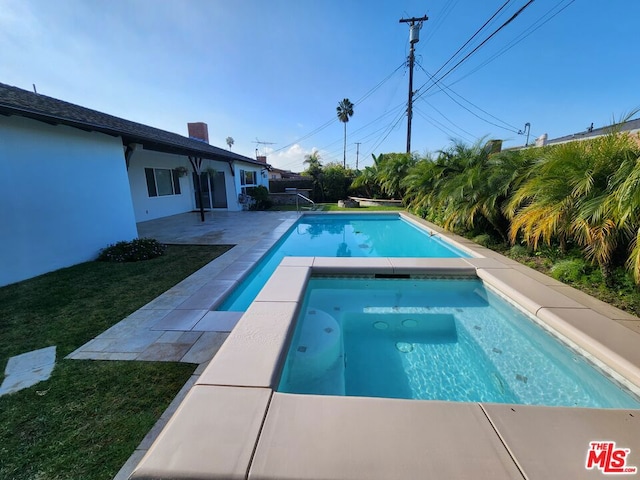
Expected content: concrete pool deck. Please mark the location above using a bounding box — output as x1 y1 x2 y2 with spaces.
125 211 640 480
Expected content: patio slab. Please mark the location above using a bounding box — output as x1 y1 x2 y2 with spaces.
82 330 165 354
483 404 640 479
130 385 272 480
0 346 56 396
193 311 243 332
196 301 300 388
250 394 524 480
136 342 195 362
176 281 237 310
151 309 207 331
180 332 229 364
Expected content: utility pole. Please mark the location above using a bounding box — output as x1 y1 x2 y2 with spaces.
399 15 428 154
355 142 361 170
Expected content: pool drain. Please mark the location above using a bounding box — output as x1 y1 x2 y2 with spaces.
373 321 389 330
402 319 417 328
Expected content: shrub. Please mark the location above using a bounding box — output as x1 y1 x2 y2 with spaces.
97 238 166 262
550 258 588 283
247 186 272 210
509 245 530 258
322 164 352 202
471 234 493 247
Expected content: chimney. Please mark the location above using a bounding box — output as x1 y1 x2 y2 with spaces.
256 155 267 163
187 122 209 144
535 133 548 147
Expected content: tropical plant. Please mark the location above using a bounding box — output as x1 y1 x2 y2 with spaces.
507 130 640 285
506 142 584 253
226 136 234 150
303 150 324 201
322 163 354 202
433 141 533 241
350 155 382 198
336 98 354 168
375 152 417 199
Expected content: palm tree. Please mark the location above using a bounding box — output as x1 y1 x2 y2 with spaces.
336 98 354 168
226 136 234 150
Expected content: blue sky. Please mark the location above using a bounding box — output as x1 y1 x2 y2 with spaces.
2 0 638 171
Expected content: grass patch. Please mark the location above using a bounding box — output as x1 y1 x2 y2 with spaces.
1 361 193 480
0 244 232 480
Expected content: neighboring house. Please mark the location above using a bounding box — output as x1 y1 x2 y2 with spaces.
268 167 304 180
0 82 269 286
515 118 640 149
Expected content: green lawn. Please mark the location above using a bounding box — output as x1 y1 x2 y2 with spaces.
0 245 232 480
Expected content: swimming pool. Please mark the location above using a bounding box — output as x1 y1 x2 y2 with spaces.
278 276 640 408
218 213 469 311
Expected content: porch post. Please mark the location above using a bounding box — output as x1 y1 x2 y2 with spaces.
189 156 205 222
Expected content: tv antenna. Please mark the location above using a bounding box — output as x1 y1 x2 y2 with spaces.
253 138 276 158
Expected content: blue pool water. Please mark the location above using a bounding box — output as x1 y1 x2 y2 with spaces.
278 277 640 408
218 214 468 311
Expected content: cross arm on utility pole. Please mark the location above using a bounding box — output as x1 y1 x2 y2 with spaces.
399 15 428 24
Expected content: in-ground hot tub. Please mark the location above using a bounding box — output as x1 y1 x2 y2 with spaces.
279 276 640 408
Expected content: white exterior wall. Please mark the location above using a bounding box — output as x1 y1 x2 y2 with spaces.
0 116 138 286
128 149 194 222
232 162 269 210
128 152 240 220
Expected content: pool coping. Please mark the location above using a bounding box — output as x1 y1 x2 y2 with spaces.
130 212 640 480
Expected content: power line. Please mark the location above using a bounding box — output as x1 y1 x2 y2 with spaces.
416 100 478 140
414 0 535 103
271 62 406 155
415 60 521 133
366 107 408 158
414 107 475 144
422 0 460 44
448 0 576 87
423 0 514 91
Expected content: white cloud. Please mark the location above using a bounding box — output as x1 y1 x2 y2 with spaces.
264 144 310 172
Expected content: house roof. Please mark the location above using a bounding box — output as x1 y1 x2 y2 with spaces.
546 118 640 145
0 82 268 167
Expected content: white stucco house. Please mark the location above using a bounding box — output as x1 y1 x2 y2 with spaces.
0 82 270 287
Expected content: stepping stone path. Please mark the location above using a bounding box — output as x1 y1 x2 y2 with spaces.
0 346 56 396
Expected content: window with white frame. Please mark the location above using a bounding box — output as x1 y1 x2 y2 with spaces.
240 169 257 195
240 169 256 187
145 168 182 197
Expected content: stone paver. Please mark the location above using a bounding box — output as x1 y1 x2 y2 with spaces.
0 346 57 396
193 311 243 332
181 332 229 364
151 309 208 331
